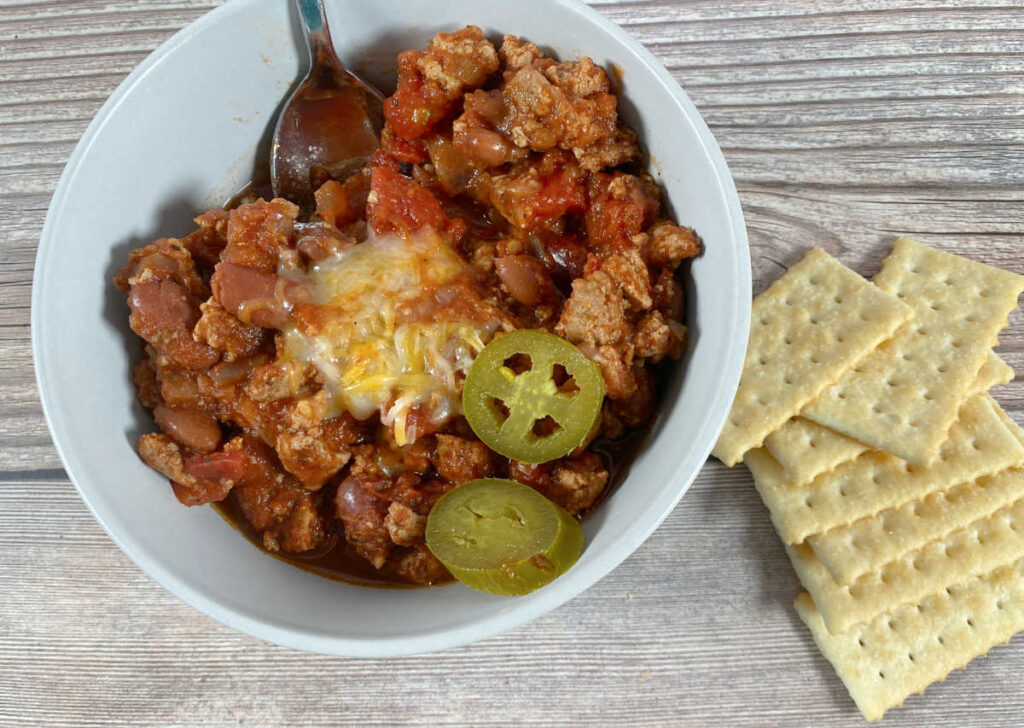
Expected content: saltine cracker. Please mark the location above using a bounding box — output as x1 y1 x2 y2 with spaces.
713 249 912 466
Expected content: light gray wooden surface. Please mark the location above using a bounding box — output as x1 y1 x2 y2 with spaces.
3 1 1024 725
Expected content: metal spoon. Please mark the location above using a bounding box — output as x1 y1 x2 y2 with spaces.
271 0 384 210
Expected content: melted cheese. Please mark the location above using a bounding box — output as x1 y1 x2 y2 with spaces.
279 231 495 444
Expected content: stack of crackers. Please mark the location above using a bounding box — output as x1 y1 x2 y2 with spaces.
714 238 1024 722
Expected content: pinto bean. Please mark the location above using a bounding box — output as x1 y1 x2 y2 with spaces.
182 449 248 482
210 262 303 329
494 255 556 305
127 280 219 370
153 403 222 453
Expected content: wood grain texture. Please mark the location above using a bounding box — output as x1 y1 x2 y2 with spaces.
2 0 1024 725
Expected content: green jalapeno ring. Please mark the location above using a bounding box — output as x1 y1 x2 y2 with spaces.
462 329 605 464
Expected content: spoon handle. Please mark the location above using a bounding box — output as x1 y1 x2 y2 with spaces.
297 0 340 66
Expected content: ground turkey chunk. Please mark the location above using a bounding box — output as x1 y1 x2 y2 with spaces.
555 270 629 346
193 299 267 362
555 270 638 398
514 454 608 515
432 434 495 483
335 474 393 568
391 545 450 585
231 436 326 553
497 44 637 171
551 454 609 514
634 310 678 361
645 220 701 268
417 26 498 99
384 501 427 547
602 248 653 310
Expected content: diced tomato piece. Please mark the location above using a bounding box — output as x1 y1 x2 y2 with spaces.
368 166 449 236
584 172 659 254
382 51 454 140
523 168 587 228
314 173 370 228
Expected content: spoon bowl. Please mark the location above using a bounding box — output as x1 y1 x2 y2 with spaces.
271 0 384 208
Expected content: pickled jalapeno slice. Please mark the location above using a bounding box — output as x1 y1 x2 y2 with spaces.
425 478 584 596
462 329 604 463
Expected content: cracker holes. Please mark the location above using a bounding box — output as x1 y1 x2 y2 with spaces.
783 376 794 386
872 404 884 415
916 327 928 337
809 354 821 364
951 340 962 348
944 278 955 287
808 439 818 449
908 653 916 663
886 379 898 388
902 353 914 362
937 364 949 374
836 334 846 344
834 295 844 305
759 318 769 327
857 638 866 648
923 391 934 401
912 504 923 518
978 288 991 298
966 618 975 628
878 671 886 680
930 303 942 311
908 420 921 429
911 557 923 571
887 618 896 630
758 357 768 366
809 316 820 325
997 600 1005 610
839 487 848 497
971 440 981 450
965 315 977 323
804 497 815 509
937 635 946 645
809 277 821 286
784 337 793 346
784 298 795 306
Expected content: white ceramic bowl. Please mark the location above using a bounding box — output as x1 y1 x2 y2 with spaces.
32 0 749 656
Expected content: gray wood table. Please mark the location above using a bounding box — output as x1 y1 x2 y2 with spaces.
3 1 1023 725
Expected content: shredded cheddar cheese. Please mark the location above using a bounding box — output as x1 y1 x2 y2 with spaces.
279 231 495 444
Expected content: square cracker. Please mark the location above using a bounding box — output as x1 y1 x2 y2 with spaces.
787 493 1024 634
745 394 1024 544
712 249 912 466
802 238 1024 465
810 402 1024 584
795 557 1024 722
764 352 1013 487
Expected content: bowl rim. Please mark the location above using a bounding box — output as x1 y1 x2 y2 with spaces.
31 0 750 656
